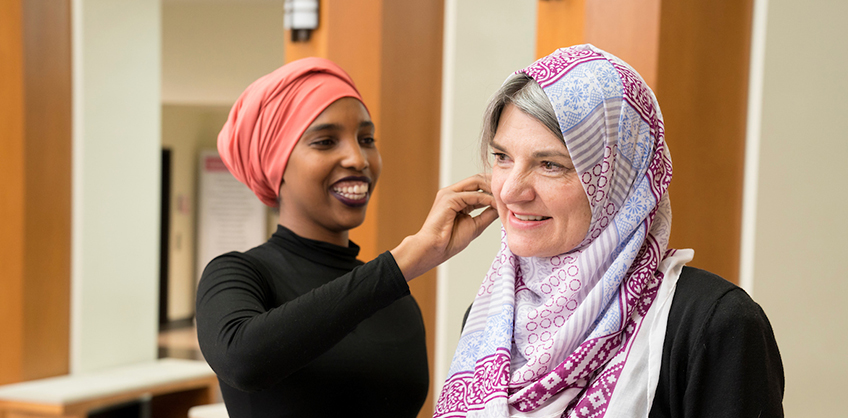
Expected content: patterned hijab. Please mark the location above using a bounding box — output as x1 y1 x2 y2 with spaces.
435 44 692 417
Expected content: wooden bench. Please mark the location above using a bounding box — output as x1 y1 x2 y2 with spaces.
0 358 218 418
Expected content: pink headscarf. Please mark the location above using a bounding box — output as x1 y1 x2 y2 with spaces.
217 57 365 206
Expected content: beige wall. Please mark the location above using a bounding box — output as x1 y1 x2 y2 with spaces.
71 0 161 373
162 0 285 105
435 0 536 397
752 0 848 415
161 0 285 320
161 105 231 321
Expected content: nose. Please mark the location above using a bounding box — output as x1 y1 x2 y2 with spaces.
498 169 534 204
340 138 369 171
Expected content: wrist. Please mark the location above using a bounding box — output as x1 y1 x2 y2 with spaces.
390 235 432 282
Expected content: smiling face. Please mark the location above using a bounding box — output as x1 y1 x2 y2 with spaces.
490 104 591 258
278 97 382 246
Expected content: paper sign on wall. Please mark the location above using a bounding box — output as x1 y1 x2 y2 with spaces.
196 149 267 283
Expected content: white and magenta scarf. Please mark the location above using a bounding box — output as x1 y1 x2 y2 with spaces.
434 44 693 418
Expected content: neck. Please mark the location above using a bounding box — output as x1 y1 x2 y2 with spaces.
277 215 350 247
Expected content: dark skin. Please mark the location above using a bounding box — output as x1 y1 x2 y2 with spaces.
278 97 499 282
278 98 381 246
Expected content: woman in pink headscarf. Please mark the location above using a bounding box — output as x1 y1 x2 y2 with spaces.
196 57 498 418
435 45 783 418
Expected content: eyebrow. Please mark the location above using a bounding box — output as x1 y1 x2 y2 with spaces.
305 121 375 134
532 149 571 160
490 140 572 160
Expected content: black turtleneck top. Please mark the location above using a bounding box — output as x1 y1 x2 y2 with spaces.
196 225 429 418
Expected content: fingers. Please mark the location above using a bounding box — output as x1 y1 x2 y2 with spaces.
421 188 493 240
446 173 492 195
441 204 498 260
450 189 495 210
467 206 499 238
432 174 494 217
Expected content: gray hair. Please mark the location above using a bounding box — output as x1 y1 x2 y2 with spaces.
480 73 563 166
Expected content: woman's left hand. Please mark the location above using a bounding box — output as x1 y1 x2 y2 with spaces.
390 174 499 281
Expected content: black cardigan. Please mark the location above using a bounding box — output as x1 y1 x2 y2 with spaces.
649 266 784 417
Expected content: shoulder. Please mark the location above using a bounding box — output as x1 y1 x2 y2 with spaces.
673 266 738 305
670 267 759 325
652 267 785 417
201 250 262 280
201 240 280 277
667 266 778 357
197 242 281 296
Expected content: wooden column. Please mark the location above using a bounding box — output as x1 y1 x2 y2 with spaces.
0 0 72 384
536 0 753 283
285 1 443 416
536 0 661 93
655 0 754 284
536 0 585 60
0 0 27 386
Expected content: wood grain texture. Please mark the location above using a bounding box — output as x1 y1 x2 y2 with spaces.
656 0 754 283
0 0 27 386
0 0 72 385
21 0 72 381
536 0 585 59
584 0 661 87
535 0 660 86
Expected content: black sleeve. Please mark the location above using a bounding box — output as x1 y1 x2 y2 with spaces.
195 251 409 392
651 268 785 418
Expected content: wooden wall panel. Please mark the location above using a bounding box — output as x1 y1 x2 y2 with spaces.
21 0 72 380
0 0 71 385
536 0 585 59
584 0 661 87
536 0 660 86
656 0 754 283
378 2 443 416
0 0 27 386
284 1 443 415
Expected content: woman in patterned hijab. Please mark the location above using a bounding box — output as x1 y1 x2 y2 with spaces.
435 45 784 418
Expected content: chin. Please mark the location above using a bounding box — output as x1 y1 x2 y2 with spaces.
506 238 576 258
338 214 368 231
506 239 544 258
